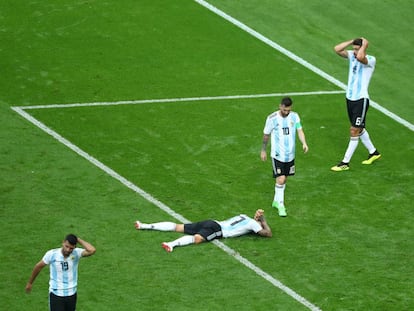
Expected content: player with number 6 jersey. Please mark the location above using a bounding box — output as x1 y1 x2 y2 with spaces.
331 37 381 172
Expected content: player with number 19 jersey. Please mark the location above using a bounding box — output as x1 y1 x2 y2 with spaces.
263 111 302 162
42 247 83 297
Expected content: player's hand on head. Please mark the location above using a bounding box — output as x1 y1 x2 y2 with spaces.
254 209 264 220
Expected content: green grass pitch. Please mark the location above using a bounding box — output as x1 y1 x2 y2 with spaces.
1 1 413 310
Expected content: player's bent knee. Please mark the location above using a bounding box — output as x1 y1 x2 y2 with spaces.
350 126 362 137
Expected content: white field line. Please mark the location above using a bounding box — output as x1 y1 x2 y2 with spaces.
10 107 189 224
194 0 414 132
16 90 344 110
11 105 322 311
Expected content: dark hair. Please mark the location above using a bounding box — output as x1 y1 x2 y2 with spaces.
65 234 78 245
352 38 362 46
280 97 293 107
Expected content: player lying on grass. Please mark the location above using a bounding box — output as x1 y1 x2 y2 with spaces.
134 209 272 252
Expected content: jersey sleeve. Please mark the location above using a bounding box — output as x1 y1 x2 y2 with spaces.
74 248 84 258
42 249 53 264
294 113 302 129
366 55 376 67
263 116 273 135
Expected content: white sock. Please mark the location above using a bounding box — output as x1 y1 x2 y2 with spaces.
274 183 285 206
342 137 359 163
169 235 195 249
359 129 376 154
140 222 176 231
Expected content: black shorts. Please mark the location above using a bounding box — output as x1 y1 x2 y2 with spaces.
272 158 295 177
346 98 369 128
49 292 77 311
184 220 222 241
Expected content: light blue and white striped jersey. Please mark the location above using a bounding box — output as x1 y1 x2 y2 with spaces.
42 247 83 297
263 111 302 162
346 50 376 100
217 214 262 238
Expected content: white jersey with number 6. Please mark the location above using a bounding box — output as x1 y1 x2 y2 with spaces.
346 50 376 100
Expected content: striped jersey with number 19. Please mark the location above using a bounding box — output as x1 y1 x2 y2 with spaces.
42 248 83 297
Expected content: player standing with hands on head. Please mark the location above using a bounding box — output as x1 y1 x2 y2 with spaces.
260 97 309 217
331 37 381 172
26 234 96 311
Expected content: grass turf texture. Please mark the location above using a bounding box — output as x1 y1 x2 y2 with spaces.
1 0 413 310
207 0 414 125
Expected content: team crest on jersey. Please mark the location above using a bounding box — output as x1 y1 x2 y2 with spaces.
277 168 281 174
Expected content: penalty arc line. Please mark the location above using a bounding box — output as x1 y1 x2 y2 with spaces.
11 106 322 311
194 0 414 132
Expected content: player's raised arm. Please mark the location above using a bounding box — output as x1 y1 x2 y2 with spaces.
78 238 96 257
356 37 369 64
334 39 353 58
255 210 272 237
